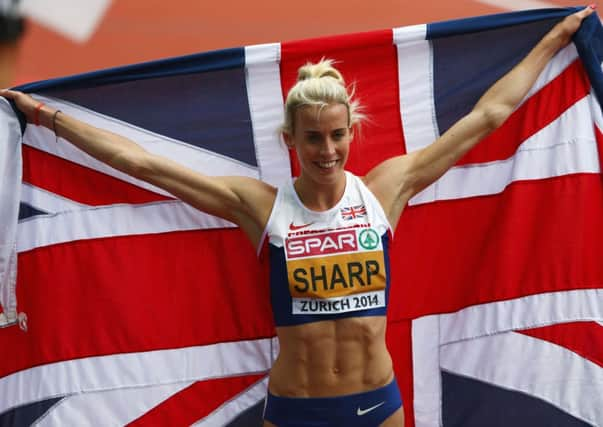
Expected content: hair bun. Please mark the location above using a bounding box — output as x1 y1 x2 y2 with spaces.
297 59 345 85
281 58 364 135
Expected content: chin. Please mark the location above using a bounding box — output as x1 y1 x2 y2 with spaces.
314 166 344 182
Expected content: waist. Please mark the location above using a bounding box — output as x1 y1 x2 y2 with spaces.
269 316 392 397
267 376 400 404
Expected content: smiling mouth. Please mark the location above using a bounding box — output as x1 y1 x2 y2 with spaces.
317 160 338 169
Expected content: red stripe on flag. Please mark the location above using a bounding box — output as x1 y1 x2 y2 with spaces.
0 229 273 378
280 30 405 177
22 145 171 205
386 319 415 427
128 374 266 426
519 322 603 368
389 173 603 319
458 59 591 165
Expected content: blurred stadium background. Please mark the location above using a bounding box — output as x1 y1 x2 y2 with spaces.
1 0 595 87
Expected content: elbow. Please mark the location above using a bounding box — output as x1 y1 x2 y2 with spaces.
476 103 513 132
111 150 152 180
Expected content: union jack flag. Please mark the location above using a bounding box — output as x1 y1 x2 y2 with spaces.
0 6 602 427
340 204 368 221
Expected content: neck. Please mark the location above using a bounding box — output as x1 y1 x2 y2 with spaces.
294 172 346 211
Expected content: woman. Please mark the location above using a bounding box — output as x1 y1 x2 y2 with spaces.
1 7 594 426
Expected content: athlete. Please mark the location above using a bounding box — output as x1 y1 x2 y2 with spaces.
1 7 594 426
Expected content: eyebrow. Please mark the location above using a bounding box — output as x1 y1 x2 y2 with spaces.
303 128 347 134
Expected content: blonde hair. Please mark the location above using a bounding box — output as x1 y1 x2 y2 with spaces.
281 59 364 135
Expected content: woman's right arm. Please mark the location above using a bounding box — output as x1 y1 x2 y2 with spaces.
1 89 276 246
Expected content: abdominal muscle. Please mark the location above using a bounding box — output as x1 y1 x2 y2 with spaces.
268 315 393 397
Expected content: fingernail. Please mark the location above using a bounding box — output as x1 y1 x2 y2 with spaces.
589 3 597 9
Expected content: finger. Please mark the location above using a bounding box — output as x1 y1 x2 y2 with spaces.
0 89 17 99
576 5 596 19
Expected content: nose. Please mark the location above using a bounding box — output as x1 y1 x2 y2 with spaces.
320 138 336 156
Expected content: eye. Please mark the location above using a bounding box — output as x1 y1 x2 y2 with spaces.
306 133 322 143
332 130 346 140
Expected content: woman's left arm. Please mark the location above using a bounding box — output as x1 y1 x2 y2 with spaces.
366 6 595 228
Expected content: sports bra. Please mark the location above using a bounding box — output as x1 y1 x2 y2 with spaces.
261 172 393 327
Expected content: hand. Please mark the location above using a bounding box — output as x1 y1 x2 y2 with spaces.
0 88 40 121
0 88 58 127
546 5 596 49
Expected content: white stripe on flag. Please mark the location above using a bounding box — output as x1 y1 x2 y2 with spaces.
438 289 603 345
193 377 268 426
590 87 603 131
34 382 194 427
245 43 291 188
410 96 600 205
21 183 90 214
17 200 235 253
411 315 441 427
393 24 427 44
441 330 603 426
0 338 276 415
0 98 22 320
412 289 603 427
25 96 259 198
395 33 437 155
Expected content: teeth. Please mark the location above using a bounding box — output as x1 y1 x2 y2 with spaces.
318 161 337 169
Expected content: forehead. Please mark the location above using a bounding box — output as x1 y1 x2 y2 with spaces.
295 103 349 130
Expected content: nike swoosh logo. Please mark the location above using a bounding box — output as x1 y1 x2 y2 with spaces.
356 401 385 416
288 221 314 231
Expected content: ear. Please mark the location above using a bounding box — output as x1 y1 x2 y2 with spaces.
349 127 354 141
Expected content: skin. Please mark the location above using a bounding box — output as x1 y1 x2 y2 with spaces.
1 8 593 426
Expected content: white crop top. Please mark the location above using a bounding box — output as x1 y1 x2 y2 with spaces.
261 172 393 326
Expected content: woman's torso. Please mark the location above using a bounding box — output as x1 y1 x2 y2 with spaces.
262 171 395 397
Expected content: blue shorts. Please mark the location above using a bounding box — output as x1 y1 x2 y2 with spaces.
263 378 402 427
